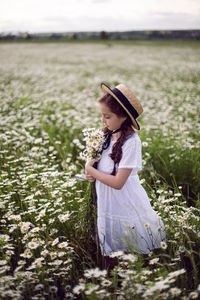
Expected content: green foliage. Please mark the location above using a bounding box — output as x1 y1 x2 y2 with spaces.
140 129 200 206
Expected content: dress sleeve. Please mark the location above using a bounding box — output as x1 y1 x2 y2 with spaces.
118 136 142 171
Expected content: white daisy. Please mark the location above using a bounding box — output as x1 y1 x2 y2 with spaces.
0 234 10 242
73 283 86 294
58 241 69 249
0 260 7 266
160 241 167 249
189 291 199 299
52 237 59 246
149 257 159 265
170 287 181 297
27 241 39 249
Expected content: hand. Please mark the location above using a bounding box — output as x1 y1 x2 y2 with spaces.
85 172 95 182
85 158 99 171
85 158 99 182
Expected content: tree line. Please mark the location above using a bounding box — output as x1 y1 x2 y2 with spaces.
0 30 200 41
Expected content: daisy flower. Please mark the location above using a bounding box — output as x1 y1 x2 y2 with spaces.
149 257 159 265
101 279 112 287
160 241 167 249
52 238 59 246
58 241 69 249
0 234 10 242
18 260 26 265
170 287 181 297
189 291 199 299
41 249 49 256
0 260 7 266
84 267 107 278
50 252 57 260
133 283 143 293
49 286 58 293
30 227 40 233
168 268 186 278
58 213 70 223
27 241 39 249
20 222 31 233
73 283 86 294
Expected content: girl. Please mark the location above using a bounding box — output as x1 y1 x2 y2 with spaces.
85 83 165 259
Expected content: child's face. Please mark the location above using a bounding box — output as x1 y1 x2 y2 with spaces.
99 102 127 131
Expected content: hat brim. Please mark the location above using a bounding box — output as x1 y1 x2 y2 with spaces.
101 83 140 130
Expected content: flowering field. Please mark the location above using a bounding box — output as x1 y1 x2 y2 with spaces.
0 41 200 299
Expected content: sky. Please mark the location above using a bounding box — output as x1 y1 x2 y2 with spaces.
0 0 200 33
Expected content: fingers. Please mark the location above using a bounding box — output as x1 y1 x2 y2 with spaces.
86 158 99 164
93 158 99 163
86 173 93 179
88 178 95 182
85 173 95 182
85 158 99 175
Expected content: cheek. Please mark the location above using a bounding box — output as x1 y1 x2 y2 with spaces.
113 117 119 124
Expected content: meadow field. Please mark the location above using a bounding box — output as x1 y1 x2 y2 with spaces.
0 40 200 299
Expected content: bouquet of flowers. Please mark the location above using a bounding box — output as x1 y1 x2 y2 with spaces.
78 127 105 253
79 127 105 161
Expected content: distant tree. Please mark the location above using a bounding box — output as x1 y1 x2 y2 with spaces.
24 33 32 40
100 31 109 40
193 31 200 40
49 33 62 40
6 34 15 40
71 33 78 40
115 33 121 40
149 31 162 40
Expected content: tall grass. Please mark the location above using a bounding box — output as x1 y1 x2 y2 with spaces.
140 129 200 207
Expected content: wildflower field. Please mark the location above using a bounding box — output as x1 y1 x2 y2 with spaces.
0 40 200 300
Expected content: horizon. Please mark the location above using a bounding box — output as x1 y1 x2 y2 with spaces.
1 28 200 35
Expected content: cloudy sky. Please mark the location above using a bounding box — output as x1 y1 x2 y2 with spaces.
0 0 200 33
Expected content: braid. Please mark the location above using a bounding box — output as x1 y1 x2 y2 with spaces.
109 119 134 175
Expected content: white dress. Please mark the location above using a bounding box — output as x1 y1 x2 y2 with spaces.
95 132 165 255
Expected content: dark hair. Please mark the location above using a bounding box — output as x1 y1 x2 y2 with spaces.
98 93 134 175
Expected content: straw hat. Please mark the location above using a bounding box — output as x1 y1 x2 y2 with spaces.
101 82 143 130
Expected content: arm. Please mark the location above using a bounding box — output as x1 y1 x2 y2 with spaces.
85 159 132 190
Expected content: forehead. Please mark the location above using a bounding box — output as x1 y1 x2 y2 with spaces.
99 102 112 114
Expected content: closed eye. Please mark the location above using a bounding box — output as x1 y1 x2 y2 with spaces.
102 114 111 119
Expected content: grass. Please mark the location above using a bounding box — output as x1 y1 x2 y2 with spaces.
0 39 200 53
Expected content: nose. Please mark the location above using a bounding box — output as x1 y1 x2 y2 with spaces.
101 116 105 124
